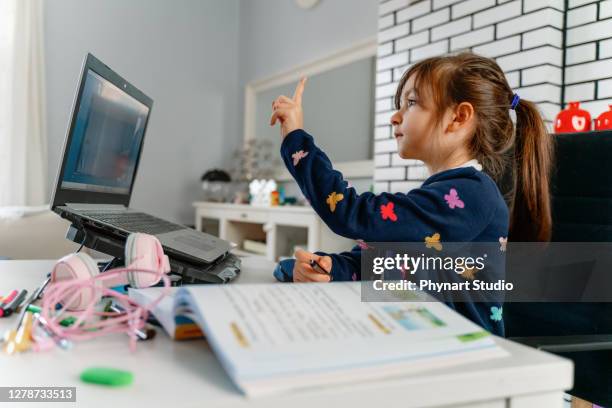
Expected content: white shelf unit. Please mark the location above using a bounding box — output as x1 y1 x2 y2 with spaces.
193 202 354 261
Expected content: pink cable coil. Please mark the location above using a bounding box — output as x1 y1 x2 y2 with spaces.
39 266 171 352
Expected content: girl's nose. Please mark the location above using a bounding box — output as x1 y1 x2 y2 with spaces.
390 111 402 126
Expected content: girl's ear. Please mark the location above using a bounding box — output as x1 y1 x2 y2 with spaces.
446 102 475 133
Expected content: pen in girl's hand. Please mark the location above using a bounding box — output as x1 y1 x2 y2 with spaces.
309 258 330 275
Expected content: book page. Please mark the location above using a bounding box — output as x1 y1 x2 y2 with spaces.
179 282 499 379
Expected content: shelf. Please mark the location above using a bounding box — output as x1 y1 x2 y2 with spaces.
193 201 354 262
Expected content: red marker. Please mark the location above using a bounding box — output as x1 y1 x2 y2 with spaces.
0 289 27 317
0 290 18 310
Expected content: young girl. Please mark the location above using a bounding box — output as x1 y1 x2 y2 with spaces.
270 52 553 335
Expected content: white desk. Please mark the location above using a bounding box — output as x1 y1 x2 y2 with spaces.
0 258 573 408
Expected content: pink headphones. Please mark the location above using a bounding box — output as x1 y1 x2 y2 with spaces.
37 233 171 351
50 233 170 310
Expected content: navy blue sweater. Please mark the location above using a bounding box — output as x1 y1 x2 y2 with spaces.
279 129 510 335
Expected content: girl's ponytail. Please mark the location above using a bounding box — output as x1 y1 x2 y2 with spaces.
509 99 554 241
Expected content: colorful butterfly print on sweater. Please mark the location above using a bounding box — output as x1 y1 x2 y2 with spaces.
380 202 398 221
490 306 503 322
499 237 507 252
424 233 443 251
355 239 374 250
291 150 309 166
326 191 344 212
444 188 464 209
399 265 410 280
460 266 478 280
457 259 477 280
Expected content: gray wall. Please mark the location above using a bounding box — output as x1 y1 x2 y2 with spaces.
255 56 375 163
44 0 378 223
44 0 241 224
238 0 378 85
238 0 378 195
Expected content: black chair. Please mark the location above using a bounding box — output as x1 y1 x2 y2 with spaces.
503 130 612 407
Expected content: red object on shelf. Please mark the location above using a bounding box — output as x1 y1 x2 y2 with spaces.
595 105 612 131
554 101 592 133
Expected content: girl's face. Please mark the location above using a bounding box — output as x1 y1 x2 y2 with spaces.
390 74 438 161
390 74 476 170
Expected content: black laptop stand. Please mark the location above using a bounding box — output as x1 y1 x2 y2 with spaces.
65 223 241 285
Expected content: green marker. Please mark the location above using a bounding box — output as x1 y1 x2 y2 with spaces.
80 367 133 387
457 331 490 343
26 304 78 327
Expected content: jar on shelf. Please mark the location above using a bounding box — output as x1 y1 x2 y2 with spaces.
201 169 231 202
554 101 591 133
595 105 612 131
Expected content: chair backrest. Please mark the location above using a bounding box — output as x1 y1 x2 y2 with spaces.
502 130 612 406
550 131 612 242
503 131 612 337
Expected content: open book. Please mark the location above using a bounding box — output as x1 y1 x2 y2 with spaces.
129 282 508 397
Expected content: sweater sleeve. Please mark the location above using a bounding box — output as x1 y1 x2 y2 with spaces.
280 129 496 243
314 245 362 282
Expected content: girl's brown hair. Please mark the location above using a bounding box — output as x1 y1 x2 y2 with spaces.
394 52 553 241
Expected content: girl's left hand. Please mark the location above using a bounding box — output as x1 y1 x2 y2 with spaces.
270 77 307 139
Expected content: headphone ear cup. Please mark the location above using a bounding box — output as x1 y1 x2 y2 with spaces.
155 237 171 274
51 252 101 310
124 232 138 267
124 233 164 288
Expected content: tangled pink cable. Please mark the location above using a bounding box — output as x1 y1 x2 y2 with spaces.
39 267 170 351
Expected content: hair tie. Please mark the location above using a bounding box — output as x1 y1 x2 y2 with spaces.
510 93 520 110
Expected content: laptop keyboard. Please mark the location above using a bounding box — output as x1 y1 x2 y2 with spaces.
81 211 185 235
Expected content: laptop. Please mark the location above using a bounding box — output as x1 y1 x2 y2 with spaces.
51 53 231 265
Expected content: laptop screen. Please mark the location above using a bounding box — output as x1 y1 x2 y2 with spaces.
51 53 153 209
60 69 149 195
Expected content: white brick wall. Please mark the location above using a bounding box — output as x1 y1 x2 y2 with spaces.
473 1 521 28
562 0 612 129
374 0 569 193
567 3 597 27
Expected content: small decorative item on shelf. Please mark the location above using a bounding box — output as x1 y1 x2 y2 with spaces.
554 101 592 133
201 169 232 202
270 190 280 206
249 179 277 206
229 138 280 205
233 191 249 205
595 105 612 131
283 197 298 205
278 185 286 205
230 139 278 182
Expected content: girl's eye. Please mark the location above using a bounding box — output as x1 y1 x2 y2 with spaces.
406 99 417 107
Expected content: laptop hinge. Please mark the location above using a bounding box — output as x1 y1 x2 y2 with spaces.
65 203 128 211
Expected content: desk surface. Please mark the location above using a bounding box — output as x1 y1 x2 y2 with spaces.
0 258 573 408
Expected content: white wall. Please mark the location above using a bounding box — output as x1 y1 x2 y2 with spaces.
563 0 612 116
44 0 241 224
373 0 567 194
44 0 379 223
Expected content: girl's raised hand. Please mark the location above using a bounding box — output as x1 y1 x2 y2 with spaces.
270 77 307 139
